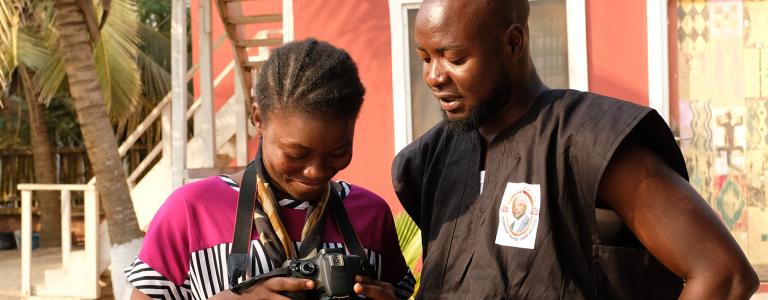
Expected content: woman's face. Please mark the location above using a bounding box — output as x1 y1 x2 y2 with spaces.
256 109 355 202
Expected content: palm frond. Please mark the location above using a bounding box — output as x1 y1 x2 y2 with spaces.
394 212 423 280
17 28 52 75
138 52 170 102
22 3 68 106
92 0 141 121
138 24 170 71
31 27 66 106
0 0 20 98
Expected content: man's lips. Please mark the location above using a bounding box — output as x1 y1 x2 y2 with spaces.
439 98 461 112
435 93 463 112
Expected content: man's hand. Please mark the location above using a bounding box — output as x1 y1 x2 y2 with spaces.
354 276 397 300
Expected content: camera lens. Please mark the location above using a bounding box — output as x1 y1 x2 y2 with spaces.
299 262 316 275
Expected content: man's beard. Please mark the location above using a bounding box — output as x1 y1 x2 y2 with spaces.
444 85 509 133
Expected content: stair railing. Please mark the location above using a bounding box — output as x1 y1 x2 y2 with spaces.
17 184 100 299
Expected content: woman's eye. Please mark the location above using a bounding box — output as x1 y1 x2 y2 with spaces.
329 149 349 158
285 152 308 160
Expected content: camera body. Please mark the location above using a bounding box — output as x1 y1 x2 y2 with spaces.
283 248 375 299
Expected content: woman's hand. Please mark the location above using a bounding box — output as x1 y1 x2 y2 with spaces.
220 277 315 300
353 276 397 300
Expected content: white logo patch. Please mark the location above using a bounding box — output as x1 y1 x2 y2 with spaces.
495 182 540 249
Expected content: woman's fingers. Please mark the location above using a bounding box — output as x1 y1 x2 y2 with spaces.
262 277 315 292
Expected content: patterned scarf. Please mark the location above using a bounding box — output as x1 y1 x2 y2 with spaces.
251 161 332 266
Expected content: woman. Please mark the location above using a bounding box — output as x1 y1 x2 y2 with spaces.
125 38 416 300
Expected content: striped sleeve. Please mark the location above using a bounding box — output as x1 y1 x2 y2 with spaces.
125 257 193 300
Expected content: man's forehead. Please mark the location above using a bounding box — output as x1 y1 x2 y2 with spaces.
414 0 476 45
415 0 452 31
415 0 501 37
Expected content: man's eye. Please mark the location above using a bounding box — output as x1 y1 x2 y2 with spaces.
448 57 466 65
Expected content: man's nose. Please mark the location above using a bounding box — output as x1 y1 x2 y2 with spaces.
425 61 449 88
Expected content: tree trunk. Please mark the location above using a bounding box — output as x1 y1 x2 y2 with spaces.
20 64 61 248
52 0 142 245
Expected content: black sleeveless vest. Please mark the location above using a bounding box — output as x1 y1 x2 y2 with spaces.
392 90 686 299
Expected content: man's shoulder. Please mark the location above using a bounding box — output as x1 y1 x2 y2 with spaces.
552 90 650 116
542 89 653 134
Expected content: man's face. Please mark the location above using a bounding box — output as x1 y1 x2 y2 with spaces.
414 0 511 132
512 196 527 219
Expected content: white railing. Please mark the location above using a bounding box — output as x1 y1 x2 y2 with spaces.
17 184 100 299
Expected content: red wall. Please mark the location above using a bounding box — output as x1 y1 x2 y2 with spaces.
293 0 399 212
192 0 401 212
586 0 649 106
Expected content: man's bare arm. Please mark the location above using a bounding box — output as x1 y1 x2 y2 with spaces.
598 141 758 299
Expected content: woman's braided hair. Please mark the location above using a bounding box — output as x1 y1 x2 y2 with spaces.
254 38 365 122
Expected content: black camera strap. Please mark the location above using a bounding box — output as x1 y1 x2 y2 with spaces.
227 158 258 287
327 183 366 258
227 152 369 291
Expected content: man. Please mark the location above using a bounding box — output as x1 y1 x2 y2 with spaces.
508 194 531 233
391 0 759 299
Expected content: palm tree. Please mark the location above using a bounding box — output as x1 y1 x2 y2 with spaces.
2 0 157 240
21 64 60 247
2 0 171 296
52 0 144 242
1 0 61 247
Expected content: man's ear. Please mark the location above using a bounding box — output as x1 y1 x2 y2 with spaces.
251 102 263 134
503 23 527 60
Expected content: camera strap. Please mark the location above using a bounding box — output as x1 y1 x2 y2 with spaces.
327 183 366 258
227 153 369 289
227 158 259 287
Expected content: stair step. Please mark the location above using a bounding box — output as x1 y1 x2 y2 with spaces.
187 166 246 180
243 60 265 70
44 268 87 287
34 283 85 299
227 14 282 25
235 37 282 48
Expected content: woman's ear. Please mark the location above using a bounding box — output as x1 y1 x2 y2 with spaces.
251 102 263 134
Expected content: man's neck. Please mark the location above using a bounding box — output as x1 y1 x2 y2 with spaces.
478 75 547 143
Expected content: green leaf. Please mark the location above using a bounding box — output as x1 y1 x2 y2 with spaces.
138 24 171 71
395 212 422 280
93 0 142 122
17 28 52 72
138 52 170 102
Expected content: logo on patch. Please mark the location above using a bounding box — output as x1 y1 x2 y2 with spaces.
495 182 541 249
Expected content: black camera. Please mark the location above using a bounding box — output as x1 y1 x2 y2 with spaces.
283 248 376 299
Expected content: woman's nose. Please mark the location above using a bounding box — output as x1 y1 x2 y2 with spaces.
303 160 332 182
